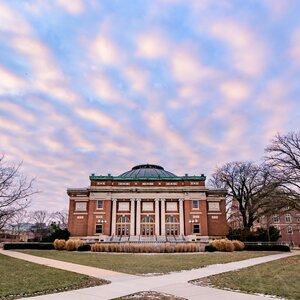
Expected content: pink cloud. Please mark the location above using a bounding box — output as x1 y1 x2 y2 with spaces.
210 20 268 76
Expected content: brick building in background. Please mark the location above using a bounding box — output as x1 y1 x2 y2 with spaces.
257 208 300 246
67 164 228 242
229 201 300 246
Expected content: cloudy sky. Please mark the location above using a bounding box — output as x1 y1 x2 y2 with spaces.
1 0 300 211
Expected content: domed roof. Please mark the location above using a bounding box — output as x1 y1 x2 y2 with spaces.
118 164 177 178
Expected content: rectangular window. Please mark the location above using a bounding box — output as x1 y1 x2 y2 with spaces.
273 214 280 223
192 224 200 234
297 218 300 223
97 200 103 209
95 224 103 234
285 214 292 223
287 226 293 234
192 200 199 209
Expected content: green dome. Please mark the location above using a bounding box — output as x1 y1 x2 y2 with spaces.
118 164 177 178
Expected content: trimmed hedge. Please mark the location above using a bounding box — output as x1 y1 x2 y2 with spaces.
244 244 290 252
3 242 54 250
77 244 91 251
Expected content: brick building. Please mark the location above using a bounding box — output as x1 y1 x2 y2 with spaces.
257 208 300 246
229 200 300 246
67 164 228 242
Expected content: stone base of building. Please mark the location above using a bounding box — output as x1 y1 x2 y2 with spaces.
70 235 226 243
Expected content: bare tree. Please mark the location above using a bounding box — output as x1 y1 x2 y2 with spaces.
30 210 52 241
210 161 286 230
8 209 30 241
0 155 35 230
50 210 68 229
265 132 300 209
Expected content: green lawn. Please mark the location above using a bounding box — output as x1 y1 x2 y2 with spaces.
19 250 280 275
191 254 300 300
0 253 108 299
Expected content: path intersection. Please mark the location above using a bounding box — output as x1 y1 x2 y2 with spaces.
1 249 297 300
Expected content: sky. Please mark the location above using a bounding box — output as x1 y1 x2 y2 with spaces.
0 0 300 211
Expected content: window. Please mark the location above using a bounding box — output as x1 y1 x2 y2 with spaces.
97 200 103 209
117 216 130 223
95 224 103 234
192 200 199 209
192 224 200 234
166 216 178 223
142 216 154 223
273 214 280 223
297 218 300 223
287 226 293 234
285 214 292 223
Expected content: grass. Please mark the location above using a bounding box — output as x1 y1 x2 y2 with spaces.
113 291 186 299
19 250 280 275
191 254 300 300
0 253 108 299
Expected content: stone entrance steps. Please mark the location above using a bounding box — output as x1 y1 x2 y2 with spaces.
109 235 186 242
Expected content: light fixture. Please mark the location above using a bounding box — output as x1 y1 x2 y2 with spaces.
97 219 107 224
189 219 196 223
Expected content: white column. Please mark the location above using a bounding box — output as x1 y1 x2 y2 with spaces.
136 199 141 235
161 199 165 235
155 199 160 235
130 199 135 235
179 199 184 236
111 199 117 235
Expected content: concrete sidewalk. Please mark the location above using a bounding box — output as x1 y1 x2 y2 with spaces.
1 249 297 300
0 249 135 282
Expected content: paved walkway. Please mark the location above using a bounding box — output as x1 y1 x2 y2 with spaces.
0 249 298 300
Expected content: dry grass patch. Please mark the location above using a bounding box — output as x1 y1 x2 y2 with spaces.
113 291 186 299
191 254 300 300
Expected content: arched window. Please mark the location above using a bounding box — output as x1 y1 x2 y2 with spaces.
117 216 130 223
166 216 178 223
141 216 154 223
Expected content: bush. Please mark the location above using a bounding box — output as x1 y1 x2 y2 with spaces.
232 240 245 251
3 242 54 250
244 244 290 251
211 239 234 252
74 239 84 250
91 242 203 253
227 227 281 242
224 239 235 252
210 239 238 252
77 244 91 251
205 244 217 252
53 239 66 250
66 239 76 251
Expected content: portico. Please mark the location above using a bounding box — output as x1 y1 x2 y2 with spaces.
111 198 185 236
